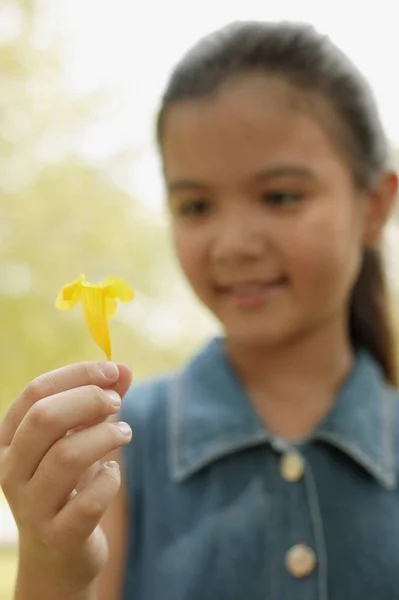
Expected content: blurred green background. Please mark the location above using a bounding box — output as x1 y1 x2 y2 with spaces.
1 1 398 598
0 1 219 596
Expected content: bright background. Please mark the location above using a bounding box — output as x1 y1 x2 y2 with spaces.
1 0 399 597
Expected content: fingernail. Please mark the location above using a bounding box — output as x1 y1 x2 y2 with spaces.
100 361 119 380
103 460 120 473
105 390 121 409
115 421 132 437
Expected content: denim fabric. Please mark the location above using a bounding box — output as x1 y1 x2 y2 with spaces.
120 337 399 599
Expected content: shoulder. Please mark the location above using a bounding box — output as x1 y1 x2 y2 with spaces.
385 384 399 488
118 374 175 497
119 337 223 431
119 373 176 466
120 373 174 425
388 384 399 424
391 385 399 433
117 338 224 489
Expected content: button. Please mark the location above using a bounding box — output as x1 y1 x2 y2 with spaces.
285 544 317 579
280 451 305 482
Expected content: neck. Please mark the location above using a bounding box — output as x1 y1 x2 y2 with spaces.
225 315 355 441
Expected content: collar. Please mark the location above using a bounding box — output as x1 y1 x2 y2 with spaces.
168 337 397 489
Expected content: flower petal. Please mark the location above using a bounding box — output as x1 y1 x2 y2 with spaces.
81 286 112 360
55 276 83 311
106 297 118 319
104 276 134 303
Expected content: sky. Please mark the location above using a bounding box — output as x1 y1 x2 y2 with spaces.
42 0 399 287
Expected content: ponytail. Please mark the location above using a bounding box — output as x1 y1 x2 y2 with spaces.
350 248 397 385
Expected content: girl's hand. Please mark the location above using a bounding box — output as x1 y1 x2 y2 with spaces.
0 361 132 596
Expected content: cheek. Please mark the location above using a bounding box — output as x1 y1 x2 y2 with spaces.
172 226 209 289
286 202 363 301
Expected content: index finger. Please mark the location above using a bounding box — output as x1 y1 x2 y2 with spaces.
0 361 132 446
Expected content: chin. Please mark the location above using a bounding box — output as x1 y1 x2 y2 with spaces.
222 319 299 350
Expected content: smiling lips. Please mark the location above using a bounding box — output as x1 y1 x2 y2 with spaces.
216 278 288 307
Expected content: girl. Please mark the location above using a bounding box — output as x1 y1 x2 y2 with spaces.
1 21 399 600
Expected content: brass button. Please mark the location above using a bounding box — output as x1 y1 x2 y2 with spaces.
280 451 305 482
285 544 317 579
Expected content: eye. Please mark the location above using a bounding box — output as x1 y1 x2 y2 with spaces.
262 191 303 206
178 198 212 217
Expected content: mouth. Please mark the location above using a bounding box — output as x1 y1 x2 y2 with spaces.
215 277 288 307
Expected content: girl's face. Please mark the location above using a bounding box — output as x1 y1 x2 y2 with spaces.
161 76 387 348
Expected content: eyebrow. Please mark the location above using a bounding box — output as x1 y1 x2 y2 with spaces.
167 165 316 194
167 180 211 194
253 165 316 182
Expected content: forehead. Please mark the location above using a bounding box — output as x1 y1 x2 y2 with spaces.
161 75 350 184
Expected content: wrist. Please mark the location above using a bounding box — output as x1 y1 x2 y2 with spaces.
15 580 97 600
15 564 97 600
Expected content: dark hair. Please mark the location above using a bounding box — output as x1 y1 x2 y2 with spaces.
157 21 397 384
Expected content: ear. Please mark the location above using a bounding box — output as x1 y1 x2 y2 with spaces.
363 171 398 247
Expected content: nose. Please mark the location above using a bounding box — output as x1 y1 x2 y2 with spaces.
212 209 268 265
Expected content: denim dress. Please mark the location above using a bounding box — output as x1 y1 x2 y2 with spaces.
120 337 399 599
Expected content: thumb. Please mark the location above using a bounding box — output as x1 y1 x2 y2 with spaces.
111 363 133 398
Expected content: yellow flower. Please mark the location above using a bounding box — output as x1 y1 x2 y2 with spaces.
55 274 134 360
